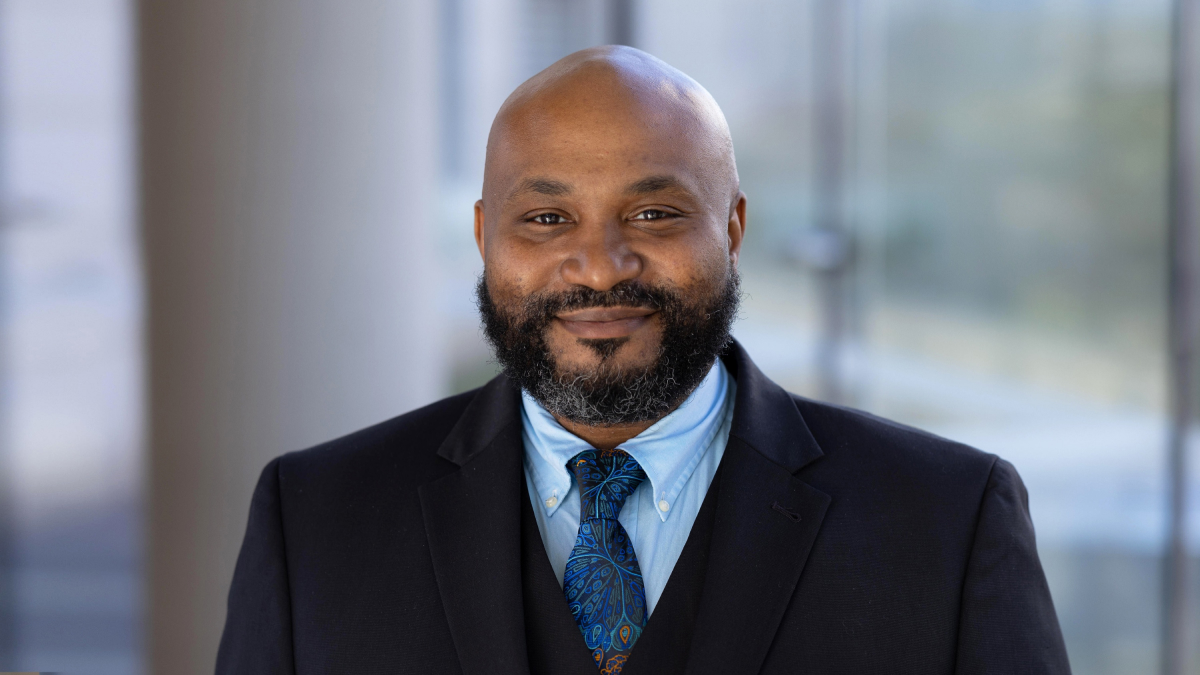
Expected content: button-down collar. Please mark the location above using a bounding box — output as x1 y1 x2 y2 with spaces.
521 359 731 523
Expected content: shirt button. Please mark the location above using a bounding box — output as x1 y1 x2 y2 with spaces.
545 496 558 508
658 500 670 512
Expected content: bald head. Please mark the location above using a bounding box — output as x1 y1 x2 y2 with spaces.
483 46 739 206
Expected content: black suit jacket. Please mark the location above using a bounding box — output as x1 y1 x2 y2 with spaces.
216 342 1071 674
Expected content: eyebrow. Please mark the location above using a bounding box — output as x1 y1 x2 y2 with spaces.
509 177 573 199
625 175 686 196
506 174 688 201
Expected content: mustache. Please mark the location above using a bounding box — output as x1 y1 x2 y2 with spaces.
509 280 674 321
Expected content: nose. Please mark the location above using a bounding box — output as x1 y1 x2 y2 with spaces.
558 218 643 291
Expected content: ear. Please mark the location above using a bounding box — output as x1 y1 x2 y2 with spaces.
727 191 747 268
474 200 486 261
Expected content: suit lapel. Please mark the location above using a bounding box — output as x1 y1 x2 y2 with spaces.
419 375 531 675
683 343 831 675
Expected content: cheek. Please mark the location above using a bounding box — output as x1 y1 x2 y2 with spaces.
487 235 559 292
485 246 538 296
645 230 730 289
483 263 528 310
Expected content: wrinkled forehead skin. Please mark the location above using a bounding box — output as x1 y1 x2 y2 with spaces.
482 45 739 213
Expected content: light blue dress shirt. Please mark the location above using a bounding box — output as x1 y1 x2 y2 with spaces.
521 359 736 616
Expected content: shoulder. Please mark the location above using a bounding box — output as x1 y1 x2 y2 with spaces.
272 387 482 494
790 393 1001 508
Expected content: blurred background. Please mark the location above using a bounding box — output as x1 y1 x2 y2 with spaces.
0 0 1197 673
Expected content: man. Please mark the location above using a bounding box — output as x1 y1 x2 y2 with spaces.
217 47 1070 674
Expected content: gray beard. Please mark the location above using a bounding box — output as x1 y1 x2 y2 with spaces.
527 351 695 426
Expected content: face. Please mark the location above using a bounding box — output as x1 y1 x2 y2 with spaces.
475 76 746 425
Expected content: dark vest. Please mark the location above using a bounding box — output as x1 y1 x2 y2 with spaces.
521 469 722 675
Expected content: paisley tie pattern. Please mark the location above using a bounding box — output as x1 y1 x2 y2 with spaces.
563 449 648 675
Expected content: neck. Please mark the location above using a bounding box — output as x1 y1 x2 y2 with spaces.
552 415 661 452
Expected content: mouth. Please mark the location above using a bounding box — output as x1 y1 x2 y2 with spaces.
554 306 657 340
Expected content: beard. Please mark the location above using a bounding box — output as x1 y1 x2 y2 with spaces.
476 270 741 426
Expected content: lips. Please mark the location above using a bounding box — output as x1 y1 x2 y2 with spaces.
556 306 656 322
554 306 657 339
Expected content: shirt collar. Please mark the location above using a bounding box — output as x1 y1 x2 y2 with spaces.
521 359 733 522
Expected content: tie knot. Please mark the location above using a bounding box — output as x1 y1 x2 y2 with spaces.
568 449 647 522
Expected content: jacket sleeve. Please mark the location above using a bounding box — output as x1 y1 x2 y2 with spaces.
215 458 296 674
955 458 1072 674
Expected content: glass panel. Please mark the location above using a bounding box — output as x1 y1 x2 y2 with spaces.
0 0 141 672
640 1 1180 673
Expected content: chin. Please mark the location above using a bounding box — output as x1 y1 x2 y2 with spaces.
559 336 658 372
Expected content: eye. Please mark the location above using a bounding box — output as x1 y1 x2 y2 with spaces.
531 213 567 225
631 209 670 221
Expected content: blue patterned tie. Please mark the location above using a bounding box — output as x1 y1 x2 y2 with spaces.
563 449 648 674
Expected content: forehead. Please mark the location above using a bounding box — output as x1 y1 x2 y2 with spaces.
485 84 728 204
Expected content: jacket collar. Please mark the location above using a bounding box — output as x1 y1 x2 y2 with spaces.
436 372 523 467
720 339 824 473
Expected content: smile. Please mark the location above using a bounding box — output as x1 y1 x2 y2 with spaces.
554 306 657 339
